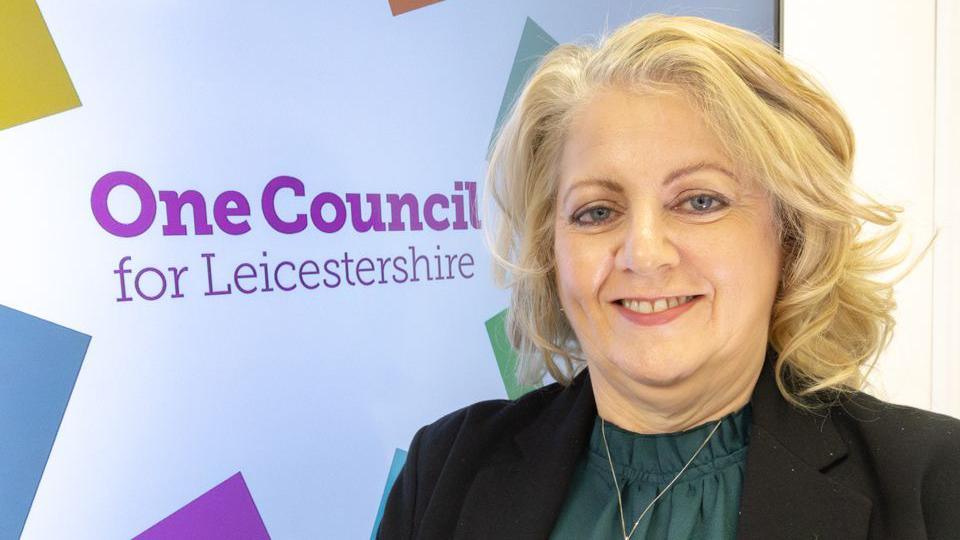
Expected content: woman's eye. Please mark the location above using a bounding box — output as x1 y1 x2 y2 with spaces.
680 193 728 213
572 206 615 226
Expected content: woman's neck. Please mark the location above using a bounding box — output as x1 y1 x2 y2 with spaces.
588 357 764 434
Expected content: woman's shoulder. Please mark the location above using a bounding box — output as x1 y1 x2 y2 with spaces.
829 389 960 472
377 381 578 538
833 389 960 442
826 390 960 533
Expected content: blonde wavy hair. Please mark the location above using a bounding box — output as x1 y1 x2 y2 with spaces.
483 14 936 411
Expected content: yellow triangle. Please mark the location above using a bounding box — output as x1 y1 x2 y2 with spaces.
0 0 80 130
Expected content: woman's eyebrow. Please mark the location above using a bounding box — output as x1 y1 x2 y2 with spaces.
562 161 738 205
562 178 624 206
667 161 739 185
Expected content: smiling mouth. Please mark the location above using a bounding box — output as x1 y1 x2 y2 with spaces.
617 295 704 314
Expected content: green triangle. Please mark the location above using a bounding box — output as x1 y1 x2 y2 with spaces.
487 17 558 158
485 309 542 399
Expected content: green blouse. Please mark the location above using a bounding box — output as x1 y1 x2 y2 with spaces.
549 402 753 540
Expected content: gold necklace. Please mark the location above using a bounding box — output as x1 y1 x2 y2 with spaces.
600 416 724 540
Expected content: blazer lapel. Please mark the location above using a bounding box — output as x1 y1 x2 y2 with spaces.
735 344 873 539
453 369 597 540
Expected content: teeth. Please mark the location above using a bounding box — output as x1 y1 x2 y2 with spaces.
622 296 694 314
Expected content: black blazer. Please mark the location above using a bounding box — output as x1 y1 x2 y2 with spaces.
377 344 960 539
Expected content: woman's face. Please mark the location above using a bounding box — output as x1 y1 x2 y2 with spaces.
554 87 782 390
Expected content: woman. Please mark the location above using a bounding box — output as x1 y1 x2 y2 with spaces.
377 14 958 539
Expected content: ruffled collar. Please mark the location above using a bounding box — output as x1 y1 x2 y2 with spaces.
588 402 753 483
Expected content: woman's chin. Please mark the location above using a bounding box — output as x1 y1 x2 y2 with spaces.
606 355 703 388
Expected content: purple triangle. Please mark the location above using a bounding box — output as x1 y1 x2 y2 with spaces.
134 472 270 539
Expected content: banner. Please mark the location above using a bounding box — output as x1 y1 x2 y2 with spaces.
0 1 776 537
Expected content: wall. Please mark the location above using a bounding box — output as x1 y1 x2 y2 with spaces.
782 0 959 417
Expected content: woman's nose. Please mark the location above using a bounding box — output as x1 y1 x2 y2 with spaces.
615 208 681 274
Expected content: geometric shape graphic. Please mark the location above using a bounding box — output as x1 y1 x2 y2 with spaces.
133 472 271 540
485 309 543 400
0 304 90 539
0 0 81 131
388 0 443 16
370 448 408 540
488 17 558 156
